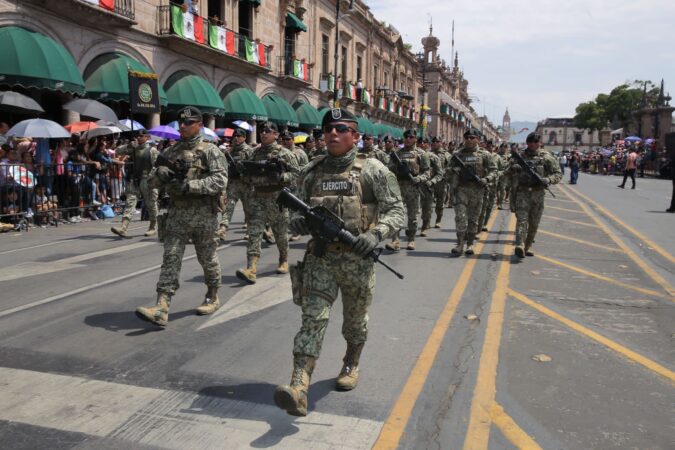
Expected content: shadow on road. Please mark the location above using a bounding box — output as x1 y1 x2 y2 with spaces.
84 309 195 335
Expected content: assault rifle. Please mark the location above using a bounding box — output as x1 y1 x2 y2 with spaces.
225 152 243 178
451 153 489 190
389 151 415 182
510 150 556 198
154 153 189 180
240 159 287 177
277 188 404 279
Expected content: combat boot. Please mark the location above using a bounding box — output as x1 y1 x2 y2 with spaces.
196 286 220 315
465 233 476 255
215 225 227 241
420 221 429 237
135 293 171 327
514 245 525 258
277 250 289 274
451 234 465 256
236 256 258 284
111 218 130 238
385 236 400 252
274 355 316 416
524 233 536 257
406 237 416 250
434 222 442 228
144 219 157 237
336 342 364 391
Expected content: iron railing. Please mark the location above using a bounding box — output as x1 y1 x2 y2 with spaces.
277 56 313 83
76 0 135 20
157 4 272 69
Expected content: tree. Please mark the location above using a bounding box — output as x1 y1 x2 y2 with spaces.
574 81 660 132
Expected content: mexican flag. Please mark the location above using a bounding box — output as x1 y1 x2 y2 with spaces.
293 60 305 79
171 5 205 43
361 89 371 104
245 39 259 64
258 43 266 66
209 25 226 51
378 97 385 110
83 0 114 11
226 31 235 55
349 83 357 100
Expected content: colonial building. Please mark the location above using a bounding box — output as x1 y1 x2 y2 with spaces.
535 118 608 153
501 108 511 141
625 80 674 148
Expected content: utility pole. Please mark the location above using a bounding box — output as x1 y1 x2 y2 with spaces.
332 0 355 108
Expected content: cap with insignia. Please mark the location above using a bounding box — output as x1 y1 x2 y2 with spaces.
431 136 440 143
179 106 203 121
321 108 358 127
260 121 278 132
526 132 542 143
463 128 481 138
280 130 293 139
403 129 417 138
362 133 372 140
135 129 149 136
233 128 247 137
382 135 392 142
314 131 325 140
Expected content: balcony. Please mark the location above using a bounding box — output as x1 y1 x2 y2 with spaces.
157 4 272 73
23 0 136 25
276 57 313 87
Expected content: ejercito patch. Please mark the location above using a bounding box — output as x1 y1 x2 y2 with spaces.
321 180 353 193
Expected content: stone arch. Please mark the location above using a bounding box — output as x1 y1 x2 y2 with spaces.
290 93 313 106
78 40 154 76
0 14 69 50
159 59 212 87
258 87 285 100
217 77 251 98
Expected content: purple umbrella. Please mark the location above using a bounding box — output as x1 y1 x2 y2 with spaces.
149 125 180 140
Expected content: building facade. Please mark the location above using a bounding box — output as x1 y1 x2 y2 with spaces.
535 118 608 153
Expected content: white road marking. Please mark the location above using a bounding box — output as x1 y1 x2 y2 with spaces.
0 241 244 319
0 367 383 449
198 276 292 330
0 242 155 282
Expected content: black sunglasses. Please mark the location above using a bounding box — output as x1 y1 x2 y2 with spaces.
180 119 200 126
323 124 356 134
261 128 276 134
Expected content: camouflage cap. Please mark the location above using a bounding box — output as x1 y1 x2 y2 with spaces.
233 128 247 137
463 128 481 138
260 121 278 132
179 106 203 121
403 129 417 138
321 108 358 127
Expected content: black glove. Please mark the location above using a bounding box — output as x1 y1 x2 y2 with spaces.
289 217 310 236
352 230 380 257
478 178 488 188
156 166 173 182
541 177 550 187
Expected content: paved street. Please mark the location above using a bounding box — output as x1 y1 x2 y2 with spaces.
0 172 673 450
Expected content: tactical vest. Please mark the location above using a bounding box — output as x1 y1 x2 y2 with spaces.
519 152 546 186
132 144 154 180
395 148 421 177
166 141 211 201
308 154 378 236
249 144 284 192
228 144 248 179
457 148 486 182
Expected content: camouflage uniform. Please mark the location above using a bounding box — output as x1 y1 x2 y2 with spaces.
496 153 511 209
477 150 504 231
360 142 389 165
308 145 327 161
386 145 431 245
507 148 562 255
243 142 299 261
433 146 451 225
219 142 253 231
152 136 228 297
291 148 404 358
446 145 497 253
111 141 159 237
420 149 444 234
293 146 309 168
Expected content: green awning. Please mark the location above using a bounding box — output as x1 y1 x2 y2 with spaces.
164 73 224 116
0 26 84 95
222 87 268 121
85 53 167 106
293 101 321 129
373 123 388 138
357 117 376 136
262 93 299 128
318 107 330 120
286 13 307 32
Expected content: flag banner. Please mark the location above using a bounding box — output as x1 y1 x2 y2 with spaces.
209 25 226 51
344 83 352 99
303 62 308 80
100 0 114 10
329 75 335 91
350 84 357 99
225 31 236 55
362 89 371 104
171 5 195 41
293 60 302 78
258 43 266 66
129 70 160 114
245 39 255 62
194 17 205 44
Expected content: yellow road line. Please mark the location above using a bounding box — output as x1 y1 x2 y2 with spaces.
561 186 675 298
546 205 585 214
567 186 675 265
463 214 516 450
538 230 622 253
542 215 601 228
536 255 670 301
491 403 543 450
547 197 576 203
372 213 500 450
509 289 675 385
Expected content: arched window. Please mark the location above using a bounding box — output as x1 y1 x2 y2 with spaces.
548 131 557 145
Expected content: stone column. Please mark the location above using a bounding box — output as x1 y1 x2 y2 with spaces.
250 120 257 145
149 113 161 128
63 110 80 125
205 115 216 130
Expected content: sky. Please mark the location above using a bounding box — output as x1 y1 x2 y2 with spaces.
367 0 675 127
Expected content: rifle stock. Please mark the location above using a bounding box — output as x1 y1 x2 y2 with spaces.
510 150 556 198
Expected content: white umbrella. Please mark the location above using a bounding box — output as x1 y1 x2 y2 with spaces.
64 99 118 122
0 91 44 114
233 120 253 131
6 118 70 139
82 126 124 139
201 127 219 142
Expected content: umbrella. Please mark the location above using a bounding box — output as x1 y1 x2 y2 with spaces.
0 91 44 114
201 127 219 142
294 135 308 144
166 120 179 130
82 126 124 139
119 119 145 131
233 120 253 131
65 121 98 133
215 128 234 138
97 120 130 132
64 99 118 122
149 125 180 140
624 136 642 142
644 138 655 144
7 119 71 139
9 165 35 188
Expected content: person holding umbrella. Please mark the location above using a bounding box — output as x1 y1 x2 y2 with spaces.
111 129 160 237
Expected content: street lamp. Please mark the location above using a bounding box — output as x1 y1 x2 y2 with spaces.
415 52 432 137
333 0 355 108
